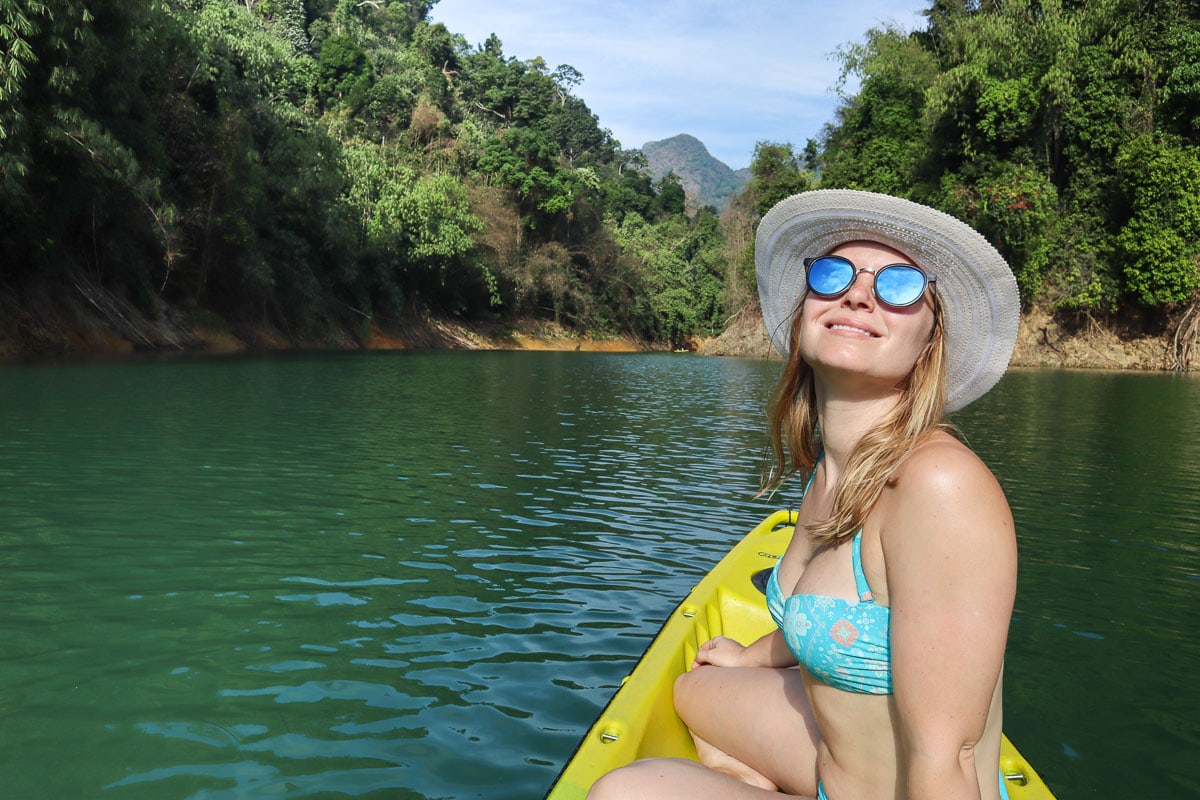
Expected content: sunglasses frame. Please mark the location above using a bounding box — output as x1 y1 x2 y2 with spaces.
803 255 936 309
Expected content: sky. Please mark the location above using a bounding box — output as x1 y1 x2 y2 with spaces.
429 0 931 169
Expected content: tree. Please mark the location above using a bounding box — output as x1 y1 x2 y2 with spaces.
940 163 1059 300
748 142 811 217
615 209 726 346
0 0 182 289
318 34 372 107
476 127 577 228
657 172 686 217
822 23 937 195
1115 136 1200 307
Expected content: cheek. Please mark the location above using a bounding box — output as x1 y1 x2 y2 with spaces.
897 314 937 363
795 299 825 357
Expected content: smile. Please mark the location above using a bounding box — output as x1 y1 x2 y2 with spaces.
827 322 879 338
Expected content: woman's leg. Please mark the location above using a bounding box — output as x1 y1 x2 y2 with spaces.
673 664 822 796
587 757 816 800
690 733 780 791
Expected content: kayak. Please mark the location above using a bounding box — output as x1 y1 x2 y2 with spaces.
545 509 1057 800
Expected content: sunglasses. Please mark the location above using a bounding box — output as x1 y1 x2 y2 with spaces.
803 255 936 308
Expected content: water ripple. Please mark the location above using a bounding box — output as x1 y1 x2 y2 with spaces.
2 355 1195 799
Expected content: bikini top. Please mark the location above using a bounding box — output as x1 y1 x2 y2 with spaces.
766 461 893 694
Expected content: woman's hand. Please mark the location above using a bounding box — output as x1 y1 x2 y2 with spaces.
692 630 798 671
691 636 749 669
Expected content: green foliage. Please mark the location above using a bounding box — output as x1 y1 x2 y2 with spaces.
976 77 1035 144
747 142 811 216
21 0 1200 352
1 0 96 198
317 34 372 107
615 210 726 345
0 0 739 344
939 163 1059 299
816 0 1200 317
1115 135 1200 306
822 23 936 195
476 126 578 227
601 167 657 222
0 0 191 292
394 175 480 261
345 142 484 288
191 0 314 104
1161 25 1200 132
656 172 686 217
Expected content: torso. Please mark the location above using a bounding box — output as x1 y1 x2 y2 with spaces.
774 433 1008 800
767 531 892 694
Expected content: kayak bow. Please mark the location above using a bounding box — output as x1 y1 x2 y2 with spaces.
546 510 1056 800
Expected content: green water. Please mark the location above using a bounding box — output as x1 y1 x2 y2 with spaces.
0 352 1196 799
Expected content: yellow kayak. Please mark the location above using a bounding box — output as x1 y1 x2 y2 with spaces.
546 509 1057 800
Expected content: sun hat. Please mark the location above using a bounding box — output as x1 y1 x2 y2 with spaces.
756 189 1020 412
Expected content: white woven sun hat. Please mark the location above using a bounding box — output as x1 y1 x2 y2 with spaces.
756 189 1020 412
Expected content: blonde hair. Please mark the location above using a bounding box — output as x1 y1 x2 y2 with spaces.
761 289 953 544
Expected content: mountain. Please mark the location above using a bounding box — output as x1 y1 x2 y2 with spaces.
641 134 750 213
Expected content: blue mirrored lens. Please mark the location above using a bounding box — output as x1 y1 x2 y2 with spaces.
806 257 929 306
875 265 927 306
807 257 854 295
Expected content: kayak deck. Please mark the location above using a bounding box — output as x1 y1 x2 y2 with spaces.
546 509 1056 800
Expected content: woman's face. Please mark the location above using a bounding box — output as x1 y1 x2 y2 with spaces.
798 240 937 397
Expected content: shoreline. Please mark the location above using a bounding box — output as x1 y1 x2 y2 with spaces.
0 283 1190 372
698 305 1189 373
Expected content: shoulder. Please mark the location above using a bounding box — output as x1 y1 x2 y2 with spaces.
892 432 1003 503
881 433 1013 549
878 433 1017 600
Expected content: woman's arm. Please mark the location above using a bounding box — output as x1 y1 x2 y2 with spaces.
884 442 1017 800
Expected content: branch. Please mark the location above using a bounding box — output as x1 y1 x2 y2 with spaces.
473 101 507 120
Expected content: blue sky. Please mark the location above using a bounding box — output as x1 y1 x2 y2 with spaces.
429 0 931 169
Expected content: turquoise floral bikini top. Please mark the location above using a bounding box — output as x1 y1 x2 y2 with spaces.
766 462 893 695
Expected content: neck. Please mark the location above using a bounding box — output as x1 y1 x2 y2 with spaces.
813 386 899 480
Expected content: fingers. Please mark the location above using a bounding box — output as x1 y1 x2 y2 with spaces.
692 637 746 669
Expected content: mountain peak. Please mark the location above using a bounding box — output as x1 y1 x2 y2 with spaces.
642 135 749 212
646 133 708 153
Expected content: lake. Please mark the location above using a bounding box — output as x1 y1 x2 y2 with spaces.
1 351 1196 798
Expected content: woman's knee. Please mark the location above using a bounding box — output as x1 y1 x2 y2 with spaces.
585 766 624 800
673 665 714 724
589 756 775 797
586 760 674 800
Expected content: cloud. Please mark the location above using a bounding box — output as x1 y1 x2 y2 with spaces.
431 0 927 168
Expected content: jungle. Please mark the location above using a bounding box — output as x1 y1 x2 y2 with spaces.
1 0 1198 364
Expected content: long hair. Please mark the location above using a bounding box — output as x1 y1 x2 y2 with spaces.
760 289 952 544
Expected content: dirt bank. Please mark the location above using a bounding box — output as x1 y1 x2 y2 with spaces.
0 279 648 362
698 303 1188 372
0 278 1187 369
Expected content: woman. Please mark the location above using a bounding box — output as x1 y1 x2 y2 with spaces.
588 190 1021 800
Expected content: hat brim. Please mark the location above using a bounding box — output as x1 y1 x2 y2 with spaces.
756 190 1019 412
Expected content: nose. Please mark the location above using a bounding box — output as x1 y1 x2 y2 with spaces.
842 268 877 306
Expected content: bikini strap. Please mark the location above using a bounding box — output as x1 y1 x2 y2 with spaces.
851 530 875 603
799 451 825 500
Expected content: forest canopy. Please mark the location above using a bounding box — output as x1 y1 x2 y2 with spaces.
2 0 1198 354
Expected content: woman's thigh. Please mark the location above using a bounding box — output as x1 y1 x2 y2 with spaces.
587 757 807 800
674 664 821 796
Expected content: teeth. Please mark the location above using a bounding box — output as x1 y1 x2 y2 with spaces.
830 324 874 336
